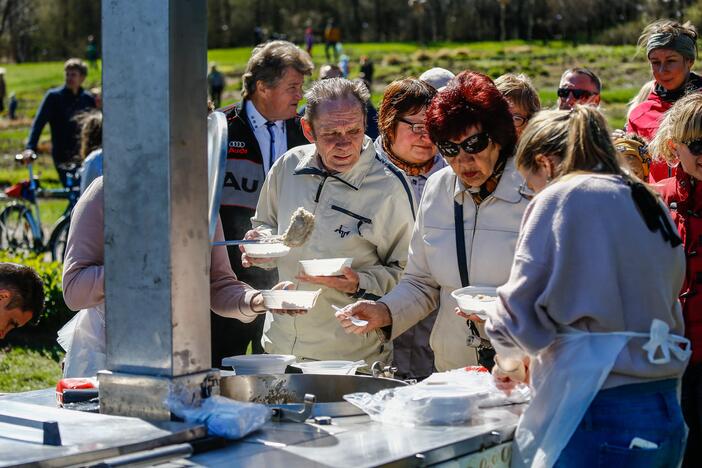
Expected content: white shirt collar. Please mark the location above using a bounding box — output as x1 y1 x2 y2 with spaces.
246 100 285 132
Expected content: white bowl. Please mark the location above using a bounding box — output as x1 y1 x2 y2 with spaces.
292 360 365 375
243 243 291 258
261 289 321 310
299 258 353 276
221 354 296 375
451 286 498 319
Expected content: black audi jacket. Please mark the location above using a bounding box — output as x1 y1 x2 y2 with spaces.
218 100 308 282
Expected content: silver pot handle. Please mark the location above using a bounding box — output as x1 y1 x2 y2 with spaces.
271 393 316 422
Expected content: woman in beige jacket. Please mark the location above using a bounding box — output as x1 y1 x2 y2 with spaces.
336 71 529 371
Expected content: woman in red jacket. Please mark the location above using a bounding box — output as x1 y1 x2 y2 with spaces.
651 92 702 467
628 20 701 182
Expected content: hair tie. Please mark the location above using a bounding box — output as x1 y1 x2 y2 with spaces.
647 32 697 60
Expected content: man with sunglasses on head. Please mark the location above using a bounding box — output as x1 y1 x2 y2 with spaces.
557 67 602 110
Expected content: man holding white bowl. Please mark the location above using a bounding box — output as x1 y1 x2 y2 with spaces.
242 78 415 365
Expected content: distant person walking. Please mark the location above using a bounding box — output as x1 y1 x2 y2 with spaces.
304 20 314 54
0 69 6 114
23 58 96 187
8 92 17 120
85 35 98 70
324 18 341 62
360 56 374 85
207 63 226 109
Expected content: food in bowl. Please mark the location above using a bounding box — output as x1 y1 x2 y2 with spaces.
451 286 498 319
281 207 315 247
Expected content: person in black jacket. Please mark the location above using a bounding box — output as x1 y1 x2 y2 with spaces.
214 41 313 366
23 58 96 187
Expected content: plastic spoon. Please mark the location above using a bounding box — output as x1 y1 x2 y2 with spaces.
332 305 369 326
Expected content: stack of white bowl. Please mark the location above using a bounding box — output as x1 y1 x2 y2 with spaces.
221 354 296 375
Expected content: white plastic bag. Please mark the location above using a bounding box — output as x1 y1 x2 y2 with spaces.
345 384 487 426
59 305 107 378
344 368 530 427
168 395 270 440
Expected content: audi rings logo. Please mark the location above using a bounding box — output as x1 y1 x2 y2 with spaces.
229 141 246 148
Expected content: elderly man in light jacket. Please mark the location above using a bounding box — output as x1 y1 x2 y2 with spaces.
243 78 415 364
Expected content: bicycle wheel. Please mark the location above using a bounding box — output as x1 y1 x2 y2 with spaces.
0 203 41 254
49 215 71 262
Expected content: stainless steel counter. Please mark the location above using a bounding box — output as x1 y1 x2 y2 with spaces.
0 389 522 467
183 405 521 467
0 391 205 467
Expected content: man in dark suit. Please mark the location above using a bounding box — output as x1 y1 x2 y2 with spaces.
214 41 313 366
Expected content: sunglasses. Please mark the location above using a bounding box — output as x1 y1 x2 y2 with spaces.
398 118 427 135
557 88 596 100
437 132 491 157
685 139 702 156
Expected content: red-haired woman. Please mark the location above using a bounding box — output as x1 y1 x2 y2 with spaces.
336 71 529 371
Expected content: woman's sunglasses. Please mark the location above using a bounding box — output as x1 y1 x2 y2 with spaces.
684 139 702 156
437 132 491 157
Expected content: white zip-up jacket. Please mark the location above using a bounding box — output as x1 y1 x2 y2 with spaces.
380 158 529 371
252 137 415 364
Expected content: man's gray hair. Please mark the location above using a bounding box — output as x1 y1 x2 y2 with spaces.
560 67 602 93
303 78 370 127
241 40 313 100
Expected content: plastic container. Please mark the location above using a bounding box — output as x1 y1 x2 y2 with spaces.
292 360 365 375
261 289 321 310
243 243 291 258
451 286 498 319
221 354 296 375
343 382 489 426
299 258 353 276
400 384 489 425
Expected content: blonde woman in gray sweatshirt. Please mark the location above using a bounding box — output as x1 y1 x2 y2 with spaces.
485 106 689 467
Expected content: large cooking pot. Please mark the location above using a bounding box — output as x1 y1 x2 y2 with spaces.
220 374 406 418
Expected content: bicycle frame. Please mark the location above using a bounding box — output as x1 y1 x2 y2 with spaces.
25 163 44 242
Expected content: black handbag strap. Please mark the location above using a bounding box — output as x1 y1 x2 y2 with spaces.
454 200 469 288
455 198 496 370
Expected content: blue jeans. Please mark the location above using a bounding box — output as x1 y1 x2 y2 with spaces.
555 379 686 468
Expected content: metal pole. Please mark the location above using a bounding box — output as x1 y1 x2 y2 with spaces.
100 0 215 419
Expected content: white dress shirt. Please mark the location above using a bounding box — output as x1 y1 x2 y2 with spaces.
246 100 288 174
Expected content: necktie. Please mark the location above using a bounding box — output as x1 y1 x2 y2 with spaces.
265 121 276 171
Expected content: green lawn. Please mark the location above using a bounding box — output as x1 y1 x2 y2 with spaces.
205 40 646 131
0 344 63 393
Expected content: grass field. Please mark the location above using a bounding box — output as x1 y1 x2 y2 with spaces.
0 40 653 393
0 345 63 393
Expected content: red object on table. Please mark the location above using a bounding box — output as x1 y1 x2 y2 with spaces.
463 366 489 373
55 377 98 406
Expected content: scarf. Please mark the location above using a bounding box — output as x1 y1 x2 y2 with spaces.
382 139 435 176
468 155 507 206
655 72 702 103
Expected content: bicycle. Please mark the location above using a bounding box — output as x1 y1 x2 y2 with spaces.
0 153 81 261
